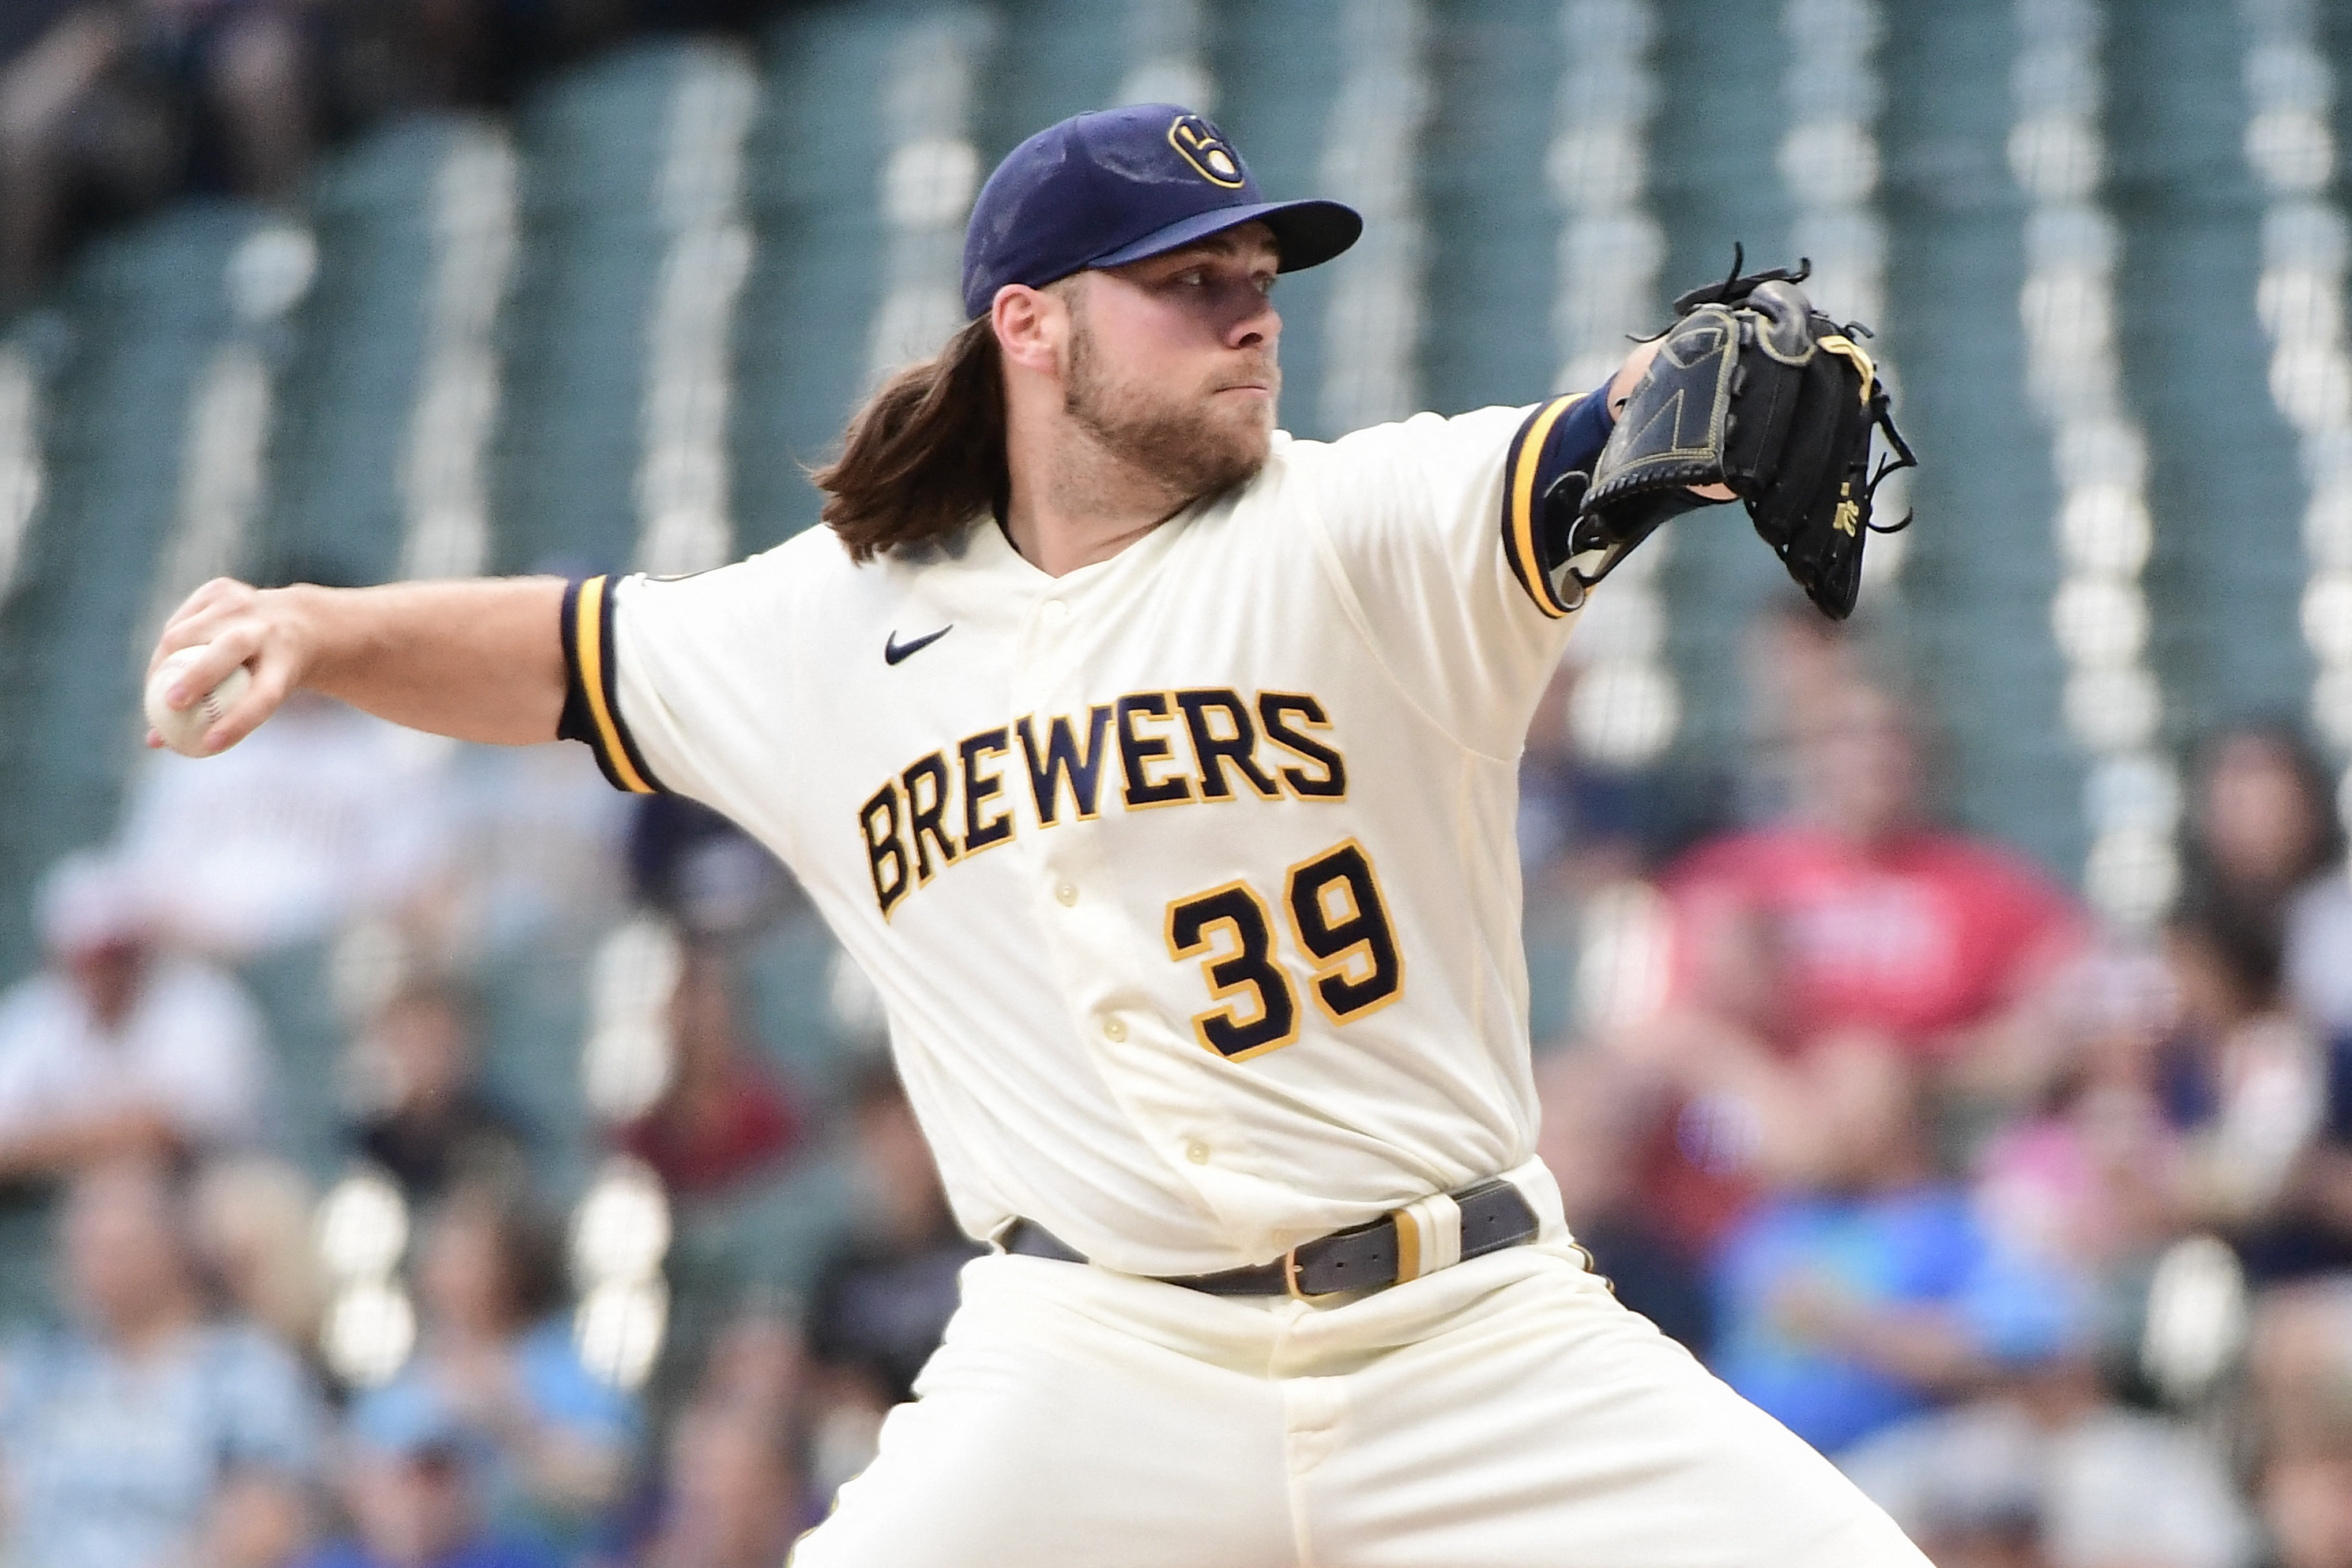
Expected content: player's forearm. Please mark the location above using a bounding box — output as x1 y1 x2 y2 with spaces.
287 577 568 744
149 574 568 752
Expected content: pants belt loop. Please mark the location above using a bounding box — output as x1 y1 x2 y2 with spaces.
1389 1191 1464 1283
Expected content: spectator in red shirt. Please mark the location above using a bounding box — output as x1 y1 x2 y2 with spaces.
614 945 803 1201
1666 679 2083 1058
1614 677 2087 1254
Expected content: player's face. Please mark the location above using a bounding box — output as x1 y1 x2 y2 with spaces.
1064 226 1282 498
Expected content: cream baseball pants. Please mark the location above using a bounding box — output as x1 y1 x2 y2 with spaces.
790 1230 1929 1567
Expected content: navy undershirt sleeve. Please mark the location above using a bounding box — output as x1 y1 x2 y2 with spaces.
1549 374 1619 475
1499 377 1620 618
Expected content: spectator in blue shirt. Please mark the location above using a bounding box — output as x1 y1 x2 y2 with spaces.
299 1383 560 1568
1708 1041 2089 1458
0 1156 324 1568
347 1181 635 1557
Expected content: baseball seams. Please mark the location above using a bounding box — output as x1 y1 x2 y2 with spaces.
145 645 251 756
194 680 237 727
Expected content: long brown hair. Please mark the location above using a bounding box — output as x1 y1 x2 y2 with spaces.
815 315 1008 562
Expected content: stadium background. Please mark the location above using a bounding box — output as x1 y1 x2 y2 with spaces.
1 0 2350 1564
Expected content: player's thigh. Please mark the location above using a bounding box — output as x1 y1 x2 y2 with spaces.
1309 1250 1930 1568
789 1261 1294 1568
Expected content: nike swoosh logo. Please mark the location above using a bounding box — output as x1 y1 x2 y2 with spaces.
884 625 953 665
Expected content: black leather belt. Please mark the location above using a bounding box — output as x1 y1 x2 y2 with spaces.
1000 1178 1540 1299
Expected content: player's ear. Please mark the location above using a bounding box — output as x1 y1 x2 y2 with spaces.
991 284 1065 376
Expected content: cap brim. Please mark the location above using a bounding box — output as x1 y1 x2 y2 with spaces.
1087 198 1364 275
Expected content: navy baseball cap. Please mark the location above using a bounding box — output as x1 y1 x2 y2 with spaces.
960 104 1362 319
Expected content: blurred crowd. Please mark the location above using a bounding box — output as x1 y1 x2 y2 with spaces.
1 602 2349 1568
1530 606 2352 1568
0 0 781 313
0 677 977 1567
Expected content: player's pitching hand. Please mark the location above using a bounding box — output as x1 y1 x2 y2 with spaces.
145 577 305 756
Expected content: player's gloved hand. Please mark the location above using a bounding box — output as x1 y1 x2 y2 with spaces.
1575 248 1917 620
145 577 308 754
1608 340 1734 501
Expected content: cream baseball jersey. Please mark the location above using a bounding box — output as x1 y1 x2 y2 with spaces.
559 393 1609 1278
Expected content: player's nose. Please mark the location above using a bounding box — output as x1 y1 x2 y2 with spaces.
1229 294 1280 352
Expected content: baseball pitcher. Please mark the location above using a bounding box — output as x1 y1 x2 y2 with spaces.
149 104 1922 1566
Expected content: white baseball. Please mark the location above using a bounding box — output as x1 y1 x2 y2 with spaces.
145 646 253 756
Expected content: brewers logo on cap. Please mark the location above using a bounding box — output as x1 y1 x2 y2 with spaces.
1168 115 1246 189
958 104 1360 317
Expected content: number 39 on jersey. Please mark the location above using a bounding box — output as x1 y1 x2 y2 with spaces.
1164 837 1403 1062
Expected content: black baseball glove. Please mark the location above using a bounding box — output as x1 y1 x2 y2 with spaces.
1548 250 1917 620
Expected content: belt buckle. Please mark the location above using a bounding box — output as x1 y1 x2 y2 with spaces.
1281 1246 1337 1303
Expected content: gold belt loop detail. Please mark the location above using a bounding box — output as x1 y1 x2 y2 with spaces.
1391 1206 1421 1284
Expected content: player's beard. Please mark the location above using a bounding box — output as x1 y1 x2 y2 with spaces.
1063 314 1278 504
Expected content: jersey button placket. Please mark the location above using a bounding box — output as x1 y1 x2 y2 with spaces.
1022 582 1177 1164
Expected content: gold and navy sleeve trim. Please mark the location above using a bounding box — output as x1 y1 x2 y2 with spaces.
1499 384 1619 619
557 576 665 795
1503 395 1582 619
